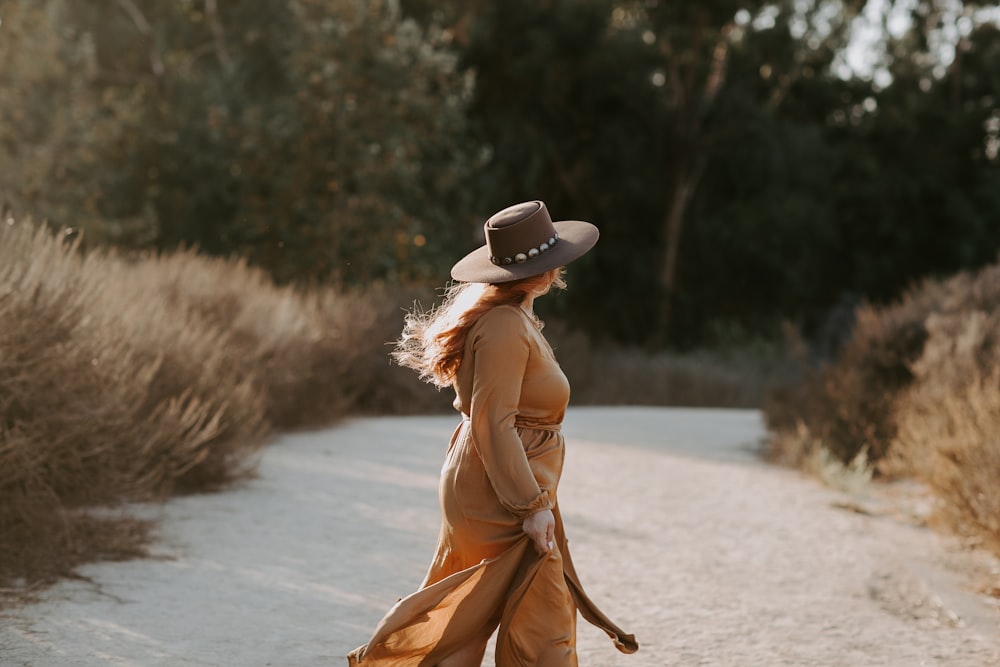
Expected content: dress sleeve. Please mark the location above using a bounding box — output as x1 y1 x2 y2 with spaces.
467 307 553 519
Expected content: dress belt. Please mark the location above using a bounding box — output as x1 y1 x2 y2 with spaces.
514 418 562 432
461 415 562 433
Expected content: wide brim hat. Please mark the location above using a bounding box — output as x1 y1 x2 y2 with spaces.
450 200 599 283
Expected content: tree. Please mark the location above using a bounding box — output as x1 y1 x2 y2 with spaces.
826 7 1000 302
1 0 476 284
461 0 865 344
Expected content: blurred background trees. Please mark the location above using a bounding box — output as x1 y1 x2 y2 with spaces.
1 0 474 284
2 0 998 348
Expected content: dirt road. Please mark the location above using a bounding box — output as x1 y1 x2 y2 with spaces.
2 407 998 666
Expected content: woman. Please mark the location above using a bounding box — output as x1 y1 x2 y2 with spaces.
348 201 637 666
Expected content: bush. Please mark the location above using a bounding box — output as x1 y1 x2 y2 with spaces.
544 320 775 408
765 261 1000 552
887 303 1000 551
763 284 945 463
0 218 443 587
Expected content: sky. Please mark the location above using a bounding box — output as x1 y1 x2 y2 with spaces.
842 0 1000 86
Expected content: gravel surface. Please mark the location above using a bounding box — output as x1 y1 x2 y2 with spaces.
1 407 998 666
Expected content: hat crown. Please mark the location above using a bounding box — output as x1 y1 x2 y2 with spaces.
484 200 556 260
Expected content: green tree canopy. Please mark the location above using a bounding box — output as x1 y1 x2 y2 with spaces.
1 0 475 284
2 0 999 347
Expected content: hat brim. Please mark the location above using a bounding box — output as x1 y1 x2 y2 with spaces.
450 220 599 283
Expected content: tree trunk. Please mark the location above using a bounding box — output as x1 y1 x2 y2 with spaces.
655 172 698 345
650 25 731 346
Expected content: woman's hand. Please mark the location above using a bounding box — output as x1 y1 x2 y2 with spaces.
522 509 555 555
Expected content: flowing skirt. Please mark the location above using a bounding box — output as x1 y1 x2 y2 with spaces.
347 420 637 666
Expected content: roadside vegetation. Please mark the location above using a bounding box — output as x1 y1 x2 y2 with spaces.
7 213 997 592
765 261 1000 554
0 219 445 590
0 219 768 592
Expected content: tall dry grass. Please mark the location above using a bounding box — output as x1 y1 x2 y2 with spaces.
765 261 1000 552
544 320 774 408
0 218 445 587
886 304 1000 551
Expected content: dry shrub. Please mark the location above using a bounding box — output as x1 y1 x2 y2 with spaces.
764 285 944 464
0 222 269 585
0 219 442 589
292 286 454 419
765 260 1000 551
887 307 1000 550
764 424 873 496
543 320 773 407
307 286 454 418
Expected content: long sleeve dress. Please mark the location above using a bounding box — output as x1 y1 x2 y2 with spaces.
348 305 637 666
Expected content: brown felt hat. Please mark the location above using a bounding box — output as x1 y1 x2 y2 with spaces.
450 201 599 284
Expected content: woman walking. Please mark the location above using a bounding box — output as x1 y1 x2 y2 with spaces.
348 201 637 666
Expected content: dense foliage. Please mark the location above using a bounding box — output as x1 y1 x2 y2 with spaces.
0 0 474 284
1 0 998 346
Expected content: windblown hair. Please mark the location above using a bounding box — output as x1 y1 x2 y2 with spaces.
393 268 566 387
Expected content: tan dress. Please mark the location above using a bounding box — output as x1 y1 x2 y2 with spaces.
348 305 637 666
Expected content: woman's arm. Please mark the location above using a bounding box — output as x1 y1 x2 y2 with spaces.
467 307 553 524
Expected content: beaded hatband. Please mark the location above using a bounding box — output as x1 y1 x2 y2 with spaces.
488 231 559 266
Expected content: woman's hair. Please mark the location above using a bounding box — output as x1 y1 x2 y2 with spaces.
393 268 566 387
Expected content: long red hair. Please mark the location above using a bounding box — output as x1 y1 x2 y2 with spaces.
393 268 566 387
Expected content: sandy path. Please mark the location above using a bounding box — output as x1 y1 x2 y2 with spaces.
1 407 998 666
